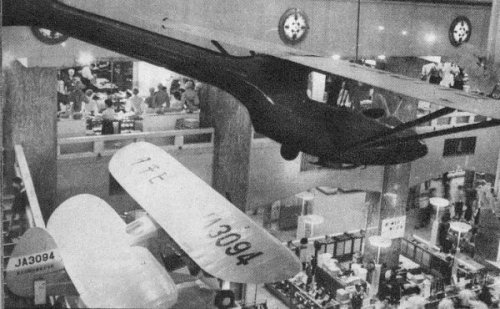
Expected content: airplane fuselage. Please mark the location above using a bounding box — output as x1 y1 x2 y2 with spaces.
4 0 428 165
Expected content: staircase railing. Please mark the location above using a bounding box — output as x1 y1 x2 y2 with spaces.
14 145 45 228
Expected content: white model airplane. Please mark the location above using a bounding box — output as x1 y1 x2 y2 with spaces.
108 141 301 284
6 143 301 308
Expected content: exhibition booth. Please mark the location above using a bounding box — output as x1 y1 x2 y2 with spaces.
260 183 500 309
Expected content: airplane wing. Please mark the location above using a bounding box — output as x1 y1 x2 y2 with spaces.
283 56 500 120
109 142 301 284
159 17 500 119
161 19 500 119
46 194 178 309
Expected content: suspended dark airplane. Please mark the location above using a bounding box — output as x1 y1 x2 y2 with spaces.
4 0 500 166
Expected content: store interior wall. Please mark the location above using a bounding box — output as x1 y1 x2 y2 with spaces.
247 140 385 210
1 1 491 73
357 1 490 57
312 190 368 236
261 189 374 241
409 127 500 187
384 57 429 81
59 0 490 58
134 62 180 97
2 26 125 68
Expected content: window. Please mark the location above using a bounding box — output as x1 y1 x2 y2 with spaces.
474 115 487 123
443 137 476 157
455 115 470 124
436 117 451 125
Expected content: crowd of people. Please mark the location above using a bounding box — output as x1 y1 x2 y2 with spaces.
418 180 500 257
57 67 201 120
320 58 472 119
420 60 468 91
395 287 491 309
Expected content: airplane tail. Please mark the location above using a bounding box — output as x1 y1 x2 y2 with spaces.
5 227 71 298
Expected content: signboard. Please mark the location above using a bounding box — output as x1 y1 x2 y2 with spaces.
380 216 406 239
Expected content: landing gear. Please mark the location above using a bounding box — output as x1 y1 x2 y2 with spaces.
214 290 235 309
280 144 300 160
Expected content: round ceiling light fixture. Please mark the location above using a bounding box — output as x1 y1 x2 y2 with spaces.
278 8 309 45
449 16 472 47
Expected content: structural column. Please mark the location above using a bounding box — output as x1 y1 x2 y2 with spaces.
487 0 500 62
198 85 252 212
0 4 4 305
488 1 500 194
4 61 58 221
377 163 412 268
375 88 418 269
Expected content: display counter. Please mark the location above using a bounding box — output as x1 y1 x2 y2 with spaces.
455 252 484 274
316 267 355 294
397 237 496 309
281 236 499 309
58 111 200 138
57 118 86 138
265 279 340 309
316 232 364 263
316 265 363 297
400 237 453 283
135 111 200 131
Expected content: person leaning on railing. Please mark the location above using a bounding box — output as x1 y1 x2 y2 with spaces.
9 177 28 235
182 80 200 113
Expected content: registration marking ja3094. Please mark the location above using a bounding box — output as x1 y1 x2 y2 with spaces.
9 250 60 271
204 213 263 266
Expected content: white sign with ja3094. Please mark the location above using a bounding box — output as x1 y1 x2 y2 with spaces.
8 250 61 273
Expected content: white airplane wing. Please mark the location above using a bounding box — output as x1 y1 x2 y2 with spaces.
109 142 301 284
46 194 178 309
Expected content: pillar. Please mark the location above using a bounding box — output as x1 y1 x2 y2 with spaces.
198 85 252 212
374 87 418 269
489 1 500 194
364 191 381 233
378 163 412 268
4 61 58 221
0 3 4 306
487 0 500 63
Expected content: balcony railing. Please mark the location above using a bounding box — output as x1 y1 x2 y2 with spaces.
57 128 215 158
